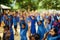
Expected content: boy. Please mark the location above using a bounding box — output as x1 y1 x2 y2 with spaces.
13 14 18 35
43 28 60 40
8 15 14 40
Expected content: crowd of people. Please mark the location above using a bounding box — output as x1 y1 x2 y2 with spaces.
0 10 60 40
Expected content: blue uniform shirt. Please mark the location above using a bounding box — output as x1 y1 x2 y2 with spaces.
46 23 52 32
37 23 46 40
31 18 36 34
13 17 17 25
47 34 60 40
20 23 28 40
36 16 40 22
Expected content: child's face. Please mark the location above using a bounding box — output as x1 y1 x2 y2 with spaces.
49 29 56 36
38 21 41 25
47 19 50 24
22 24 25 29
31 37 35 40
20 16 23 20
31 16 35 19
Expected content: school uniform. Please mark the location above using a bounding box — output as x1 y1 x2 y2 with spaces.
26 17 31 23
20 20 25 29
54 16 58 20
36 16 40 22
30 18 36 35
16 16 19 22
20 23 28 40
4 19 9 29
0 15 2 26
47 34 60 40
13 16 17 29
8 15 14 40
9 28 14 40
10 15 13 26
37 23 46 40
2 14 6 22
45 23 52 32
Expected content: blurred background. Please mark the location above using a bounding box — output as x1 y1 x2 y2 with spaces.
0 0 60 10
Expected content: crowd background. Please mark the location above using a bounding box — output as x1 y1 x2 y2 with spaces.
0 0 60 40
0 9 60 40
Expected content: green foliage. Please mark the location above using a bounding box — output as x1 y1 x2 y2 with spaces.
56 0 60 9
17 0 39 10
38 0 57 9
0 0 11 6
0 0 60 10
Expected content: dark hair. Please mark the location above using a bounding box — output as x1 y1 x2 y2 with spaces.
30 34 40 40
4 25 9 30
22 23 26 26
39 20 42 23
55 19 58 22
37 20 42 25
30 34 35 39
51 28 58 37
34 34 40 40
22 23 26 29
54 28 58 33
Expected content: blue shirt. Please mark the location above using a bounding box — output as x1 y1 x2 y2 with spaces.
9 28 14 40
0 15 2 23
47 34 60 40
20 24 28 40
31 18 36 34
13 17 17 25
36 16 40 22
46 23 52 32
37 23 46 40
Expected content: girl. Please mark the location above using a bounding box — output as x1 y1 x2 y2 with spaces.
20 23 28 40
30 16 36 35
45 19 52 32
37 20 46 40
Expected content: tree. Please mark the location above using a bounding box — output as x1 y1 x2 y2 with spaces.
38 0 57 9
0 0 60 10
14 0 40 10
56 0 60 10
0 0 11 6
